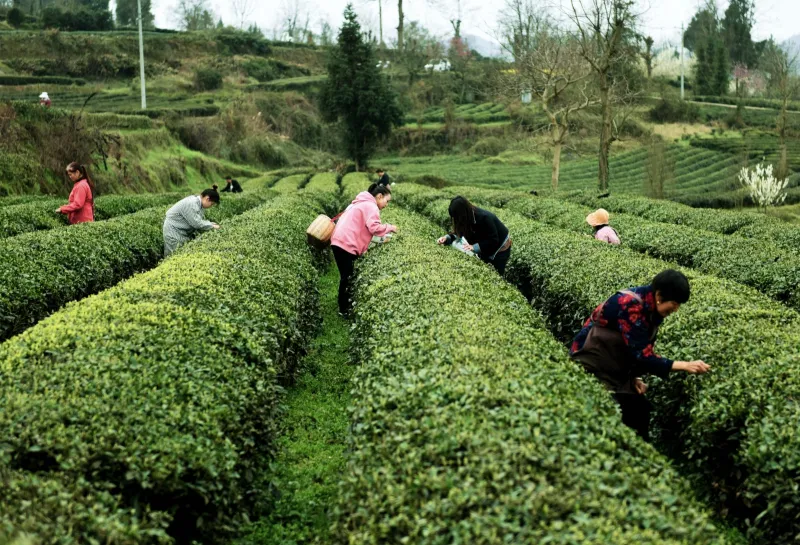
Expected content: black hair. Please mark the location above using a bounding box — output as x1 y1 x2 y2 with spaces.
376 168 385 173
448 196 477 238
652 269 690 304
67 162 95 196
368 182 392 197
225 175 232 180
201 185 221 204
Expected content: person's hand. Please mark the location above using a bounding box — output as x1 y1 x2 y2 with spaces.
437 236 448 245
463 243 474 252
634 378 648 395
54 208 62 214
674 360 710 374
211 223 220 230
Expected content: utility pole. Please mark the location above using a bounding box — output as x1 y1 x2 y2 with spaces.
680 23 685 101
137 0 147 109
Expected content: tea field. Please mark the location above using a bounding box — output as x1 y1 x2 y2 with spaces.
3 170 800 545
383 138 800 208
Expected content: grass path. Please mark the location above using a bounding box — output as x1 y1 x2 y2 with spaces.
236 266 352 545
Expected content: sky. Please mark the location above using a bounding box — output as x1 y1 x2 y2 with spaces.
150 0 800 48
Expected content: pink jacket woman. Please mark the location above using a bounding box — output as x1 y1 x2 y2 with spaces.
330 183 396 316
331 191 396 256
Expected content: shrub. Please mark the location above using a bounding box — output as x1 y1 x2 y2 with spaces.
0 468 171 544
396 183 800 544
0 194 328 542
410 174 450 188
649 96 701 123
193 67 224 91
0 193 268 341
333 204 734 545
6 7 23 28
469 135 506 156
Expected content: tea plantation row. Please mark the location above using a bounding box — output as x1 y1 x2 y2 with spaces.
332 202 737 544
430 186 800 310
0 191 268 342
0 189 334 543
396 183 800 544
0 192 188 239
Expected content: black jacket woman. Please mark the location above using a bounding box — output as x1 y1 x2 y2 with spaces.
437 196 512 275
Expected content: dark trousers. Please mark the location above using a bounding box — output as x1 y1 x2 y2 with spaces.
332 245 358 315
612 393 652 440
485 248 511 276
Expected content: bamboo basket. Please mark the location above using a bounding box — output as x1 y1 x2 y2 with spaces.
306 214 335 249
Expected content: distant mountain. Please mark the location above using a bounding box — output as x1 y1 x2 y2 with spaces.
438 34 504 59
783 34 800 53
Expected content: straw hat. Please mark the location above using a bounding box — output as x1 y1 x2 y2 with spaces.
586 208 610 227
39 92 49 100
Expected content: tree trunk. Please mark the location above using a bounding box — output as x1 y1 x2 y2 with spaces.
779 96 788 146
598 79 612 192
397 0 404 49
378 0 384 46
551 140 562 192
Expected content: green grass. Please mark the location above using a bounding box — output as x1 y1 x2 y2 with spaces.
236 266 352 545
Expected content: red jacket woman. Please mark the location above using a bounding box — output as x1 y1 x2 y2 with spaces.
58 163 94 224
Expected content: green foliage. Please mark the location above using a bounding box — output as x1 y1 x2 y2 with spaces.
648 96 700 123
0 193 268 341
0 468 171 544
469 135 506 156
41 7 114 31
319 5 403 168
193 66 224 91
0 74 86 85
397 183 800 544
0 191 182 240
115 0 154 28
6 7 24 28
0 194 328 543
683 8 716 53
333 202 734 545
721 0 756 67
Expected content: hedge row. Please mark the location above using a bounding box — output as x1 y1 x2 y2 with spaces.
438 188 800 310
0 467 171 544
0 75 87 85
395 184 800 544
0 192 268 342
560 191 800 253
557 191 767 233
0 192 185 239
0 194 325 543
333 204 734 544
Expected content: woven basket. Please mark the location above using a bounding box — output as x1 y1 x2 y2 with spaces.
306 214 335 249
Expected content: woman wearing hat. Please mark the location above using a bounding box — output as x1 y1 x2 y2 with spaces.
39 92 51 108
586 208 620 245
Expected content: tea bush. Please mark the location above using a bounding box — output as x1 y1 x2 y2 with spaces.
395 184 800 544
333 205 734 545
0 192 183 239
0 192 268 341
446 189 800 309
0 193 328 543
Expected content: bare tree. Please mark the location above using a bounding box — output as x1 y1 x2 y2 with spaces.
177 0 216 30
569 0 641 191
281 0 311 42
762 44 800 148
499 10 598 190
231 0 255 30
641 35 654 78
499 0 544 64
364 0 385 45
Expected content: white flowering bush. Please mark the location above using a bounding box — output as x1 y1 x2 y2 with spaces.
738 162 789 211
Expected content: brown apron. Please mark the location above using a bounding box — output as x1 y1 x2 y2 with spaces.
571 290 659 395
